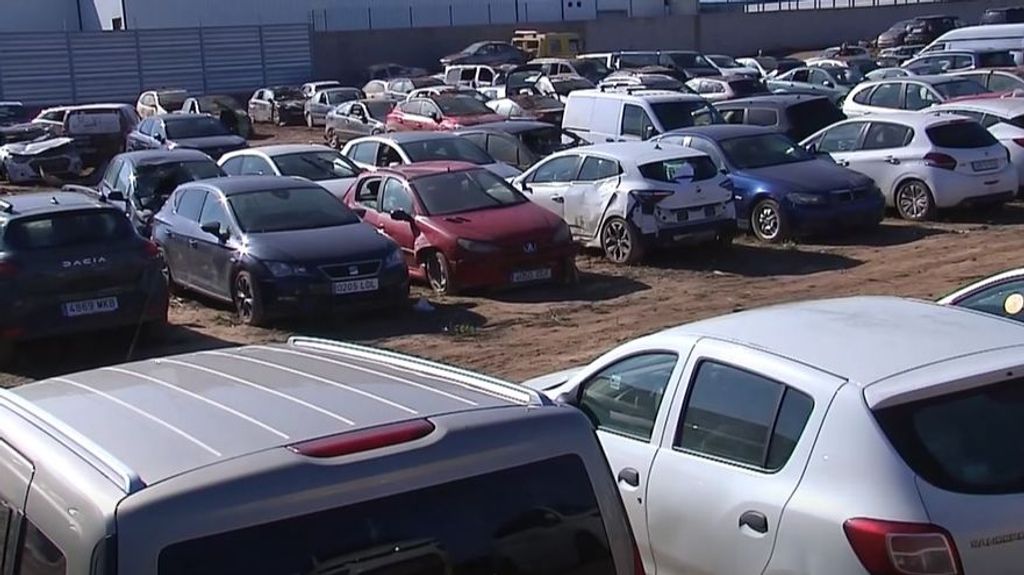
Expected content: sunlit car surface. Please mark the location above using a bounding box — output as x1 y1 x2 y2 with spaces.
341 132 522 179
219 144 362 199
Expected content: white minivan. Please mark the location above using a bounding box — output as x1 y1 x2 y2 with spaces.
562 89 721 144
922 23 1024 64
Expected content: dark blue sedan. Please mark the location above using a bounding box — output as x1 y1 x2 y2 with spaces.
152 176 409 326
655 125 884 242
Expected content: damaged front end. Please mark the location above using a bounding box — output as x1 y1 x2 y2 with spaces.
0 137 83 184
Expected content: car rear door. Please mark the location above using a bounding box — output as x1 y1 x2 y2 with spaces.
848 121 914 200
645 337 843 575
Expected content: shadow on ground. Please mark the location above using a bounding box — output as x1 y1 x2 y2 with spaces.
646 243 863 277
809 222 948 248
482 270 651 304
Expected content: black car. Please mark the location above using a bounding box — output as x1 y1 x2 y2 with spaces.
905 15 960 45
614 50 720 80
0 191 168 364
248 86 306 126
0 103 41 145
126 114 248 160
0 102 27 127
440 41 529 67
86 149 224 237
456 120 583 171
152 176 409 326
876 19 916 49
714 94 846 142
981 6 1024 25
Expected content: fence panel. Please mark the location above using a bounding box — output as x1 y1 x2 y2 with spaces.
262 24 313 86
70 32 141 104
138 28 205 95
0 32 74 105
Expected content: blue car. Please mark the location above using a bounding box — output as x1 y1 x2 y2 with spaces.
655 125 884 242
153 176 409 326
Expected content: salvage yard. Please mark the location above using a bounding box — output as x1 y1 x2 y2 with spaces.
1 121 1020 388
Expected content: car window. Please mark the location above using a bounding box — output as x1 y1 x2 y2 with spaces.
16 519 66 575
720 109 745 124
639 155 719 182
413 169 526 216
137 118 153 136
808 69 830 85
791 69 810 83
621 104 655 138
380 178 415 214
681 137 724 168
348 142 379 165
198 193 230 228
355 178 382 210
861 122 913 150
905 84 940 111
175 189 208 222
531 155 581 183
220 156 244 176
228 188 357 233
240 155 274 176
988 74 1022 93
113 161 133 193
4 210 133 250
867 82 902 109
487 134 520 167
817 122 864 153
274 151 359 181
578 353 678 441
851 86 875 105
676 361 813 470
400 100 424 116
953 279 1024 322
746 108 778 127
102 157 124 189
577 156 621 181
927 121 997 148
377 143 404 167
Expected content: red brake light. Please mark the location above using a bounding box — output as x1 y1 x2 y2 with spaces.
844 518 962 575
630 190 674 205
142 240 160 259
289 419 435 458
0 261 16 279
923 152 958 171
1014 138 1024 149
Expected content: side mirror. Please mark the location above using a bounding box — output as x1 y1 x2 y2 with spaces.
519 181 532 193
389 209 413 222
106 191 125 202
643 125 657 140
200 221 228 240
154 133 165 143
431 112 443 123
823 80 834 88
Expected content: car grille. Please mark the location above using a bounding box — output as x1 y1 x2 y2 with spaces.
833 186 872 203
319 260 381 279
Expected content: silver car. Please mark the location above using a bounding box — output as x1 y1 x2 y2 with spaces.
0 338 636 574
218 144 362 198
341 132 522 179
526 296 1024 575
304 87 364 128
325 99 395 148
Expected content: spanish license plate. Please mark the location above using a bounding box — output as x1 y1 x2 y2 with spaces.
512 268 553 283
332 278 379 295
973 159 998 172
63 297 118 317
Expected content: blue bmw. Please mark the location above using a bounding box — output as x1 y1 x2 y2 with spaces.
655 125 885 242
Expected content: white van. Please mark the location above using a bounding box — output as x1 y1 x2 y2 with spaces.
443 65 501 88
562 89 721 144
923 23 1024 63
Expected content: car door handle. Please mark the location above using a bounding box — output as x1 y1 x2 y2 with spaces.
188 239 198 249
739 511 769 534
885 156 900 165
551 196 565 204
617 467 640 487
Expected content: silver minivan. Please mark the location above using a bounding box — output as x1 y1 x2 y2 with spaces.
0 337 636 574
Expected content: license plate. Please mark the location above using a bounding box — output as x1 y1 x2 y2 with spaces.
512 268 553 283
63 297 118 317
332 278 379 295
973 159 998 172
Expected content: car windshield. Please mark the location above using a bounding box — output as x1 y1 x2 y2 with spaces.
933 79 989 99
639 156 719 182
229 188 358 233
786 98 847 140
709 55 740 68
574 59 610 78
325 89 361 105
198 96 241 112
651 101 722 131
273 151 360 181
729 79 770 97
720 133 813 169
165 116 231 139
618 53 659 68
0 104 26 124
365 101 396 120
158 91 188 110
550 78 594 95
822 67 863 85
403 138 494 165
411 77 445 89
433 95 493 116
134 161 224 208
414 169 527 215
5 210 133 249
275 87 304 100
665 52 713 69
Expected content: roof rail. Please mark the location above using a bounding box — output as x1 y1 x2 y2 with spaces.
0 390 144 493
0 199 12 214
287 337 549 406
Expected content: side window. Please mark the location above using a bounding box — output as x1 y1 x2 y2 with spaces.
141 93 155 106
239 156 274 176
746 109 778 127
861 122 913 150
621 104 654 138
988 74 1021 93
867 82 902 109
720 108 745 124
955 280 1024 322
808 69 830 85
851 86 875 105
380 178 415 214
676 361 814 470
817 122 865 153
791 70 810 83
487 134 520 166
356 178 383 210
421 101 441 119
348 142 379 165
530 155 582 183
16 519 66 575
220 156 244 176
102 157 124 188
578 353 678 441
376 144 404 167
460 69 477 83
198 194 230 228
400 101 423 116
952 55 973 70
905 85 940 111
577 156 621 181
113 161 133 193
460 133 488 150
175 189 207 222
137 119 153 136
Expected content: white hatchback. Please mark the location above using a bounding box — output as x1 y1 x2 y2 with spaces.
802 112 1016 220
930 97 1024 194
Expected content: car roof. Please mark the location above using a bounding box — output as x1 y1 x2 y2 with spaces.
459 119 554 134
378 161 479 179
932 96 1024 116
117 149 213 165
181 175 322 196
840 110 964 128
572 141 705 162
868 74 967 86
234 144 335 157
663 124 777 140
718 94 829 107
5 338 540 491
379 131 462 144
0 191 108 217
155 113 211 122
572 89 706 103
656 297 1024 386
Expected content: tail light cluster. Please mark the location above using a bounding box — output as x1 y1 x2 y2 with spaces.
631 190 674 205
844 518 962 575
142 240 160 259
923 153 958 171
1013 138 1024 149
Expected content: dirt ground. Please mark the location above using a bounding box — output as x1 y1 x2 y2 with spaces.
2 123 1022 388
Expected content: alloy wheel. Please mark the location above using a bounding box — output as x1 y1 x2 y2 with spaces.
235 274 255 322
897 182 932 220
603 220 632 264
755 205 781 240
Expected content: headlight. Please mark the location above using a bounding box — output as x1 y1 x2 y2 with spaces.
457 238 501 254
552 222 572 244
265 261 309 277
788 192 828 206
384 247 405 268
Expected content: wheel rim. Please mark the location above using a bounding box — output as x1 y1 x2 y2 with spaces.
898 183 930 219
755 204 780 240
603 220 632 263
235 275 254 321
426 255 447 292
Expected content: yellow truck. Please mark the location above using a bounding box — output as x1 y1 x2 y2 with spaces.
512 30 583 59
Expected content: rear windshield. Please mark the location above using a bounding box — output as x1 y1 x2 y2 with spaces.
135 161 224 208
165 117 230 139
979 51 1016 68
574 59 610 79
639 156 719 182
158 455 617 575
665 52 713 69
651 101 721 131
728 79 768 97
5 210 133 249
434 95 493 116
403 138 494 165
876 379 1024 494
926 122 997 148
66 110 123 135
521 127 571 156
932 79 989 100
414 169 527 215
618 53 659 68
228 187 359 233
786 99 846 141
273 151 360 182
158 91 188 110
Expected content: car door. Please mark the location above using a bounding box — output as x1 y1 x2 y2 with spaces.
235 155 276 176
810 120 868 169
345 140 381 170
248 90 264 122
126 118 149 151
946 276 1024 322
313 92 330 123
564 155 622 241
97 156 124 200
191 192 236 298
375 142 405 168
378 177 419 268
904 83 943 111
522 154 583 221
844 121 914 202
348 176 385 228
571 350 685 572
349 103 376 138
620 104 656 142
645 338 842 575
150 120 170 149
419 101 444 131
162 188 208 287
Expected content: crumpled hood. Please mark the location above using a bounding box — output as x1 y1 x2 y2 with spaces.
0 137 75 157
735 159 871 193
246 221 393 262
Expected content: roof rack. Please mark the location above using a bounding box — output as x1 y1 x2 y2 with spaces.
0 199 12 214
287 337 549 406
0 390 144 493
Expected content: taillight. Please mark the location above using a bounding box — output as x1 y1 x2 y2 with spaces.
630 190 674 205
142 240 160 259
633 539 646 575
923 152 958 171
0 261 16 279
1013 138 1024 148
289 419 435 458
844 518 962 575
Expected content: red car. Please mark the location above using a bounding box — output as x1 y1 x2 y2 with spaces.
344 162 576 294
386 94 504 132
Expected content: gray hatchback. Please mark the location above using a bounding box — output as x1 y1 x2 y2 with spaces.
0 338 636 574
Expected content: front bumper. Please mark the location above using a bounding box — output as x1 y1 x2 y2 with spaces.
786 196 885 234
451 245 576 290
257 265 410 317
276 107 305 125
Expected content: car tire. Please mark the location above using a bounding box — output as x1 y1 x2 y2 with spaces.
232 270 267 327
159 250 186 296
423 251 456 295
751 199 789 243
326 129 341 149
895 179 936 221
601 217 645 265
562 257 580 285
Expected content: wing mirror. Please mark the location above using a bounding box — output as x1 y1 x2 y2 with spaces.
200 221 229 241
389 209 413 222
823 80 835 88
431 112 443 123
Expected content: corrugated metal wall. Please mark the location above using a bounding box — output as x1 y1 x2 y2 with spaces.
0 24 312 106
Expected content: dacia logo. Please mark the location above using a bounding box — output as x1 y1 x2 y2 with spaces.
348 265 360 276
62 256 107 269
523 242 537 254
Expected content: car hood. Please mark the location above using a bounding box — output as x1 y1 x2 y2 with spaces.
735 159 871 192
425 200 561 243
172 135 248 150
247 221 392 262
684 66 721 78
441 53 476 64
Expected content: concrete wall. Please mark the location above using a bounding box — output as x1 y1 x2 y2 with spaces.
1 0 80 31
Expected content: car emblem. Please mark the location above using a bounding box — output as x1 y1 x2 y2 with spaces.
348 265 360 276
696 187 702 194
523 242 537 254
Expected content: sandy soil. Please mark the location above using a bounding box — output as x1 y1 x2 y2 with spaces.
2 123 1021 387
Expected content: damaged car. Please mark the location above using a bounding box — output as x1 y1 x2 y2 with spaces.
0 102 47 146
126 114 247 159
0 137 82 184
248 86 306 126
457 120 584 171
181 95 254 139
485 65 566 124
137 89 189 119
30 104 139 168
304 87 365 128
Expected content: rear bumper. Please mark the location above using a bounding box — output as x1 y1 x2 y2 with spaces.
258 266 410 317
650 218 737 246
928 167 1018 208
451 246 576 290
